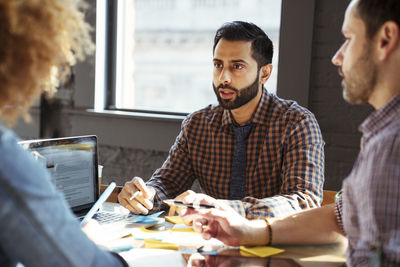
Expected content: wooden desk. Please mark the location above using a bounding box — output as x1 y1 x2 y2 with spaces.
100 186 346 266
185 243 346 267
114 239 346 267
100 184 122 203
275 243 346 267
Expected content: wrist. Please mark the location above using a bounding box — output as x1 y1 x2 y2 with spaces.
240 219 269 246
147 185 156 201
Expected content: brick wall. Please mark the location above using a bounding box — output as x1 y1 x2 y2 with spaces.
308 0 373 190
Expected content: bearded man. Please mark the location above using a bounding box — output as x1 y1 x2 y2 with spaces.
119 21 325 220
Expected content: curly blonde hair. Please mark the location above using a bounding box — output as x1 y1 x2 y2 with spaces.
0 0 94 126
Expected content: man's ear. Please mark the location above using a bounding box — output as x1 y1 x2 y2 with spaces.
376 21 399 61
259 64 273 84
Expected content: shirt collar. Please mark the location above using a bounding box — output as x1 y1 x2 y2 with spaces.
359 93 400 138
221 87 271 127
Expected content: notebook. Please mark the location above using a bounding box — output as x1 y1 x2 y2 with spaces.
19 135 133 224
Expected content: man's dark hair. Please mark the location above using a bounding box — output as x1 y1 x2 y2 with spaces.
355 0 400 39
213 21 273 68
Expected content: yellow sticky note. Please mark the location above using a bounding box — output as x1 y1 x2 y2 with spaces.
168 227 195 233
165 216 185 224
144 239 179 250
240 246 284 258
139 226 166 233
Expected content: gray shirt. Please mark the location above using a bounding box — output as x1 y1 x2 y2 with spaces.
335 94 400 266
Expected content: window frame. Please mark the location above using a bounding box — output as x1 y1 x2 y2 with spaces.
99 0 300 116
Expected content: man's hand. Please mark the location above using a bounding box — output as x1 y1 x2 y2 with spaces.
166 190 196 217
180 193 268 246
118 176 156 214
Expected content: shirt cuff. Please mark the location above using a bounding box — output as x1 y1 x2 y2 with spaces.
221 199 246 217
334 192 345 234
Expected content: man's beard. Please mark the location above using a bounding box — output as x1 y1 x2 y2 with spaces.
341 44 377 105
213 73 260 110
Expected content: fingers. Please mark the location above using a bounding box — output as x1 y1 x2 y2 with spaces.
188 254 206 267
119 195 150 215
166 190 195 216
192 217 217 242
168 204 176 216
193 217 208 233
132 176 152 199
182 192 220 209
201 232 212 240
131 177 154 209
117 177 154 214
133 190 154 210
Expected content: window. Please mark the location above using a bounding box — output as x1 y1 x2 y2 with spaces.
102 0 282 114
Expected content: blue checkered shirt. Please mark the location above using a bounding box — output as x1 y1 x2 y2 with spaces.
147 89 325 219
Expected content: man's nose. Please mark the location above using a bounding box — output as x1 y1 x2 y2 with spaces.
218 68 231 84
331 48 343 66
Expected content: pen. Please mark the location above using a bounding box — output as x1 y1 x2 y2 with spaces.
163 199 216 209
129 191 140 201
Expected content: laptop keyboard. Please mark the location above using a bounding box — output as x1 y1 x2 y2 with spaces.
93 211 135 225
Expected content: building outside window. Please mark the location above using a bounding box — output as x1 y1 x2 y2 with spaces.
111 0 282 114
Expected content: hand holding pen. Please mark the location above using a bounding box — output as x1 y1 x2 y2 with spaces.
117 176 156 215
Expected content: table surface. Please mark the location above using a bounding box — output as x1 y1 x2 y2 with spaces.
99 202 347 267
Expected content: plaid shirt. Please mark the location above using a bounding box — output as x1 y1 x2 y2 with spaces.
147 89 325 219
334 94 400 266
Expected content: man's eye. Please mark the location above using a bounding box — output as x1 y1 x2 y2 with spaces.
233 64 244 70
214 63 223 68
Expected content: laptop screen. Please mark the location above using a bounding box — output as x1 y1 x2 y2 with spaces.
19 135 99 214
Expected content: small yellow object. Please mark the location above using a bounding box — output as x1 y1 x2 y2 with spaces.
164 216 185 224
169 227 196 233
239 246 284 258
143 239 179 250
139 226 166 233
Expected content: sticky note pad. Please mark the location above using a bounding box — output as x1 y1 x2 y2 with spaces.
132 217 164 224
169 227 195 233
140 226 166 233
131 211 165 224
240 246 284 258
144 239 179 250
165 216 184 225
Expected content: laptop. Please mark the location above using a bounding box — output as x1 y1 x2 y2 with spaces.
19 135 134 224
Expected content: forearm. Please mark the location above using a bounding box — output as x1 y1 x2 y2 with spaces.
240 204 345 246
270 204 345 245
224 191 322 219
